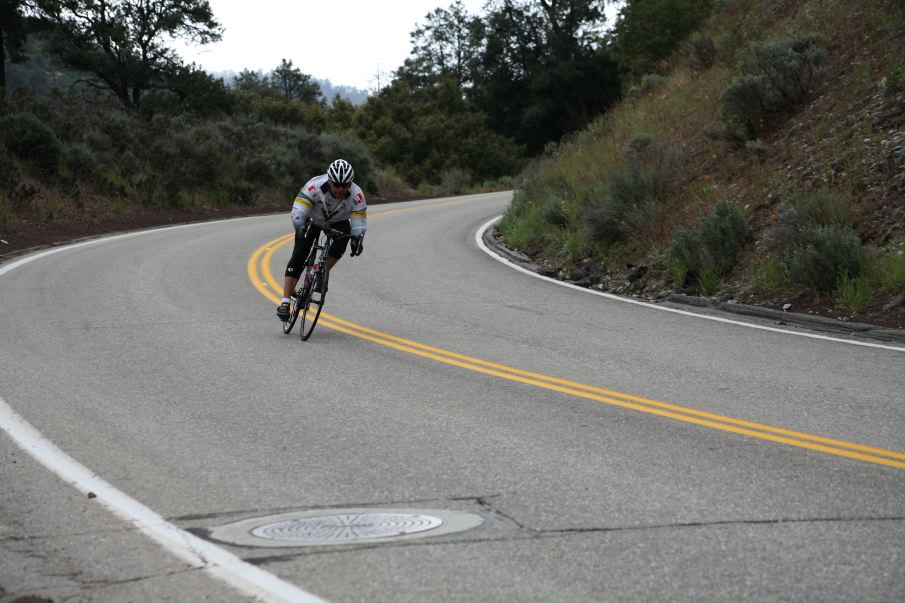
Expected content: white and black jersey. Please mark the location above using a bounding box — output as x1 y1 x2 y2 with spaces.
290 174 367 235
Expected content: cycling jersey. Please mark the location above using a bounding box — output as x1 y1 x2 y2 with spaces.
290 174 367 235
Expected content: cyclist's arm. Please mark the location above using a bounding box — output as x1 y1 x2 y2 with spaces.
350 188 367 236
290 183 318 230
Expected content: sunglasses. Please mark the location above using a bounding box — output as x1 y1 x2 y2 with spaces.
329 181 351 189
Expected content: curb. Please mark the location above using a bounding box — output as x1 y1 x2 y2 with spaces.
667 294 905 344
483 227 905 345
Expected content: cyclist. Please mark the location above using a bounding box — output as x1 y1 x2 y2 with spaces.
277 158 367 321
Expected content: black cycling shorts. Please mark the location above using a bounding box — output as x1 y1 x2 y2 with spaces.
284 220 352 278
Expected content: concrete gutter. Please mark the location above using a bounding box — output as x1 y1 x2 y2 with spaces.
482 225 905 345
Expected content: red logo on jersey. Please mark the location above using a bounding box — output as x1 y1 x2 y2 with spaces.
308 185 316 193
355 193 364 204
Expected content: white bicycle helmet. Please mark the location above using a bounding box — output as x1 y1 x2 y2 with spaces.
326 158 355 184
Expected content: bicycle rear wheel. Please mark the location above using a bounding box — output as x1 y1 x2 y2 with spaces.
299 267 328 340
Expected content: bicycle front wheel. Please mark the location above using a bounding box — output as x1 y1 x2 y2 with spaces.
281 289 304 334
299 267 328 340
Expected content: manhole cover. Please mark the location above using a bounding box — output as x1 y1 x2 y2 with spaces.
209 508 484 547
252 512 443 542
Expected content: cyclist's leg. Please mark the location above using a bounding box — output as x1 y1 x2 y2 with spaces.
283 223 319 298
325 220 352 271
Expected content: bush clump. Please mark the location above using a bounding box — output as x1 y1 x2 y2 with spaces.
700 200 750 274
499 194 548 250
62 144 99 180
721 33 827 140
785 225 865 292
788 188 852 228
669 200 748 288
0 144 21 192
876 250 905 293
585 137 683 246
0 113 62 176
689 34 718 70
640 74 667 95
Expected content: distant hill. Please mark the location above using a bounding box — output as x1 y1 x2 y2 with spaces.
317 79 369 106
211 70 369 106
4 37 370 107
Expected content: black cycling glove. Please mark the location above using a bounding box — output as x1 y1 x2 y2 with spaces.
350 234 364 257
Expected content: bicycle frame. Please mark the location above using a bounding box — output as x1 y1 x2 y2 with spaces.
283 223 352 340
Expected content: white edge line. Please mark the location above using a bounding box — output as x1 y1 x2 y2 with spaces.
0 219 328 603
476 216 905 354
0 396 325 603
0 216 264 278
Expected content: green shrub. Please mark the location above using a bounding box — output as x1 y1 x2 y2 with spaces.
785 225 865 292
876 250 905 292
788 189 852 227
440 168 472 195
0 112 62 176
648 243 670 270
0 191 8 224
690 34 717 70
720 74 769 139
668 201 748 289
0 144 21 192
698 263 723 295
753 34 826 101
241 152 279 185
886 62 905 95
640 74 667 94
750 257 790 293
63 144 99 180
94 112 140 155
229 182 256 206
699 200 748 275
745 139 767 157
585 138 683 246
721 34 827 139
499 202 547 250
537 198 567 228
560 228 590 259
668 226 704 285
834 274 874 312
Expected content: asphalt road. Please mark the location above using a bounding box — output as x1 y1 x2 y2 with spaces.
1 192 904 602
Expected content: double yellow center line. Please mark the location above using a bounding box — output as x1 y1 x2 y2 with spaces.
248 224 905 471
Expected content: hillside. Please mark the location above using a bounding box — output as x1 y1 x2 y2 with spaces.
499 0 905 329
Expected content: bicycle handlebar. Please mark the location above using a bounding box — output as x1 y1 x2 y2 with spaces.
320 225 350 238
319 225 362 244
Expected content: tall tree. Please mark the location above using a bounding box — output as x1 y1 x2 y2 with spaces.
357 76 524 185
610 0 713 80
35 0 222 108
396 0 485 90
232 68 269 93
473 0 620 152
270 58 321 103
0 0 31 92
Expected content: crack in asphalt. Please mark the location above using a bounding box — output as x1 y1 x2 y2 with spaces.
175 495 905 566
0 519 178 544
236 510 905 565
55 567 202 602
169 493 503 522
1 562 200 603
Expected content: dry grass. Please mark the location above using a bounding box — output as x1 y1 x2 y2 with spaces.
500 0 905 325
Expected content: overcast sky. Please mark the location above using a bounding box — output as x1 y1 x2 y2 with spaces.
175 1 620 91
174 0 488 90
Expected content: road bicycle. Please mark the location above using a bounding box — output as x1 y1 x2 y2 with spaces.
282 224 352 340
